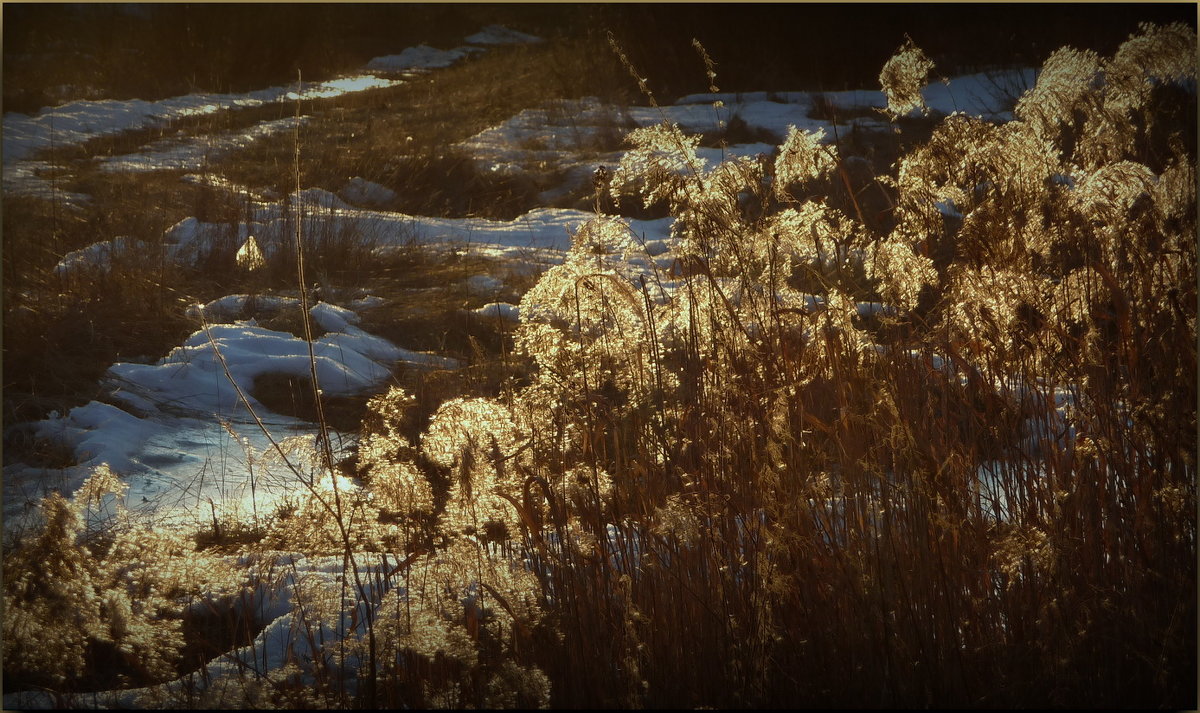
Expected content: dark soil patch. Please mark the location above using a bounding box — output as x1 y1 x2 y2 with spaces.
250 372 373 433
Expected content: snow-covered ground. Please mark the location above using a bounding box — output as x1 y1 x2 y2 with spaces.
1 22 548 201
2 24 1040 707
2 304 458 533
2 75 398 166
3 14 1037 555
98 116 308 173
12 176 678 539
458 69 1034 201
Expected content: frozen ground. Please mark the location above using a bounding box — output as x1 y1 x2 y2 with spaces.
2 24 1040 708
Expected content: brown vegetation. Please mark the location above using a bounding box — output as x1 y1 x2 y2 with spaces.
3 17 1195 711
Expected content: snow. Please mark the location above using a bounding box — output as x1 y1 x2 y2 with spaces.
294 186 354 211
460 89 879 196
340 176 397 207
3 551 417 708
309 301 360 332
468 301 520 322
181 172 267 200
54 236 149 277
1 37 1052 706
2 26 540 171
11 54 1037 535
465 24 544 45
3 301 458 534
396 208 672 265
187 294 302 321
99 116 307 173
365 44 481 72
38 401 168 478
466 274 505 295
2 75 397 166
163 215 250 265
48 189 674 280
920 68 1037 119
108 322 447 417
349 295 386 311
443 68 1033 202
935 199 963 218
1 160 92 206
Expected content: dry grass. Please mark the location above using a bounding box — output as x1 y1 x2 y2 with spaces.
3 18 1195 711
217 38 632 219
2 34 614 437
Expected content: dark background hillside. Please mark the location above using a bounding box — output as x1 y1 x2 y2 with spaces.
4 3 1195 115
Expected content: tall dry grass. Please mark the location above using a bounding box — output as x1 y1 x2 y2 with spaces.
3 22 1195 709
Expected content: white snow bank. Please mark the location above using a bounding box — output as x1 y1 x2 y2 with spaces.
468 301 520 322
54 236 149 277
1 309 458 532
58 195 673 276
3 401 167 531
399 207 673 265
349 295 386 310
294 186 354 211
464 69 1034 199
238 200 671 264
309 301 360 332
675 90 818 105
672 68 1035 122
460 94 860 195
35 401 167 477
106 322 450 419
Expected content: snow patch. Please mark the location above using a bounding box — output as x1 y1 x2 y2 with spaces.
2 75 397 166
293 187 354 212
349 295 386 311
935 199 963 219
106 322 432 418
921 68 1037 120
466 274 505 295
186 294 302 321
54 236 149 277
35 401 166 476
309 301 360 332
365 45 481 72
99 116 306 173
468 302 520 322
2 160 92 206
340 176 397 207
465 24 544 45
